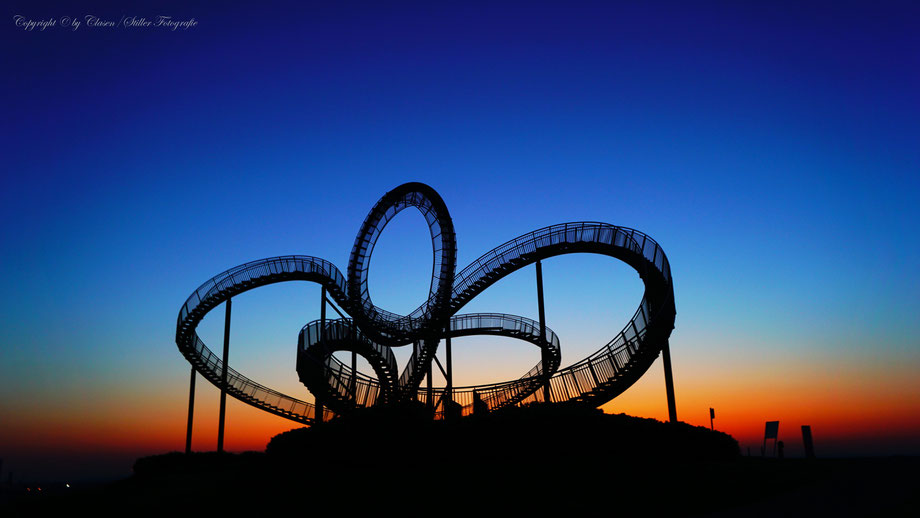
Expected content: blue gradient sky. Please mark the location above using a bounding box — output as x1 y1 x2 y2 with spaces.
2 1 918 481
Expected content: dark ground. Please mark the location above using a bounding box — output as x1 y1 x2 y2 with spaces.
3 405 917 516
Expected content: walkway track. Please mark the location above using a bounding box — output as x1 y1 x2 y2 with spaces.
433 222 675 414
176 256 349 424
301 222 676 417
297 312 562 415
175 225 674 423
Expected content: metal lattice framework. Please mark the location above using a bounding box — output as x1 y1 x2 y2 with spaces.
175 182 676 425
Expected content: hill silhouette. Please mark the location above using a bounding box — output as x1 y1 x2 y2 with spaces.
5 404 917 515
264 402 740 466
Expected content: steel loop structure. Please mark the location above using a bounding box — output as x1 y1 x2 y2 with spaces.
176 182 676 433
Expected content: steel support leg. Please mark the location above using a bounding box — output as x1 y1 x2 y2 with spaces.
445 331 453 418
185 366 196 454
316 287 326 425
536 260 550 403
661 340 677 423
217 298 231 452
426 342 433 410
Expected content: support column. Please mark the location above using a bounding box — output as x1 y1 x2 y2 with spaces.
445 331 453 418
185 366 196 454
316 287 326 425
661 340 677 423
426 342 433 410
536 260 550 403
217 298 231 453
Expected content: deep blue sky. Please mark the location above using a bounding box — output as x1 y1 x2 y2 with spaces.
2 1 919 480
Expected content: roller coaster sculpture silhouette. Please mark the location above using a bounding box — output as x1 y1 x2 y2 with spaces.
176 183 677 451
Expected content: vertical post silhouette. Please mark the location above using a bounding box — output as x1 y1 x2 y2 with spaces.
536 260 550 403
802 425 816 459
426 342 433 410
185 366 196 454
316 287 326 424
445 329 453 417
763 421 779 457
661 340 677 423
217 298 231 453
351 350 357 407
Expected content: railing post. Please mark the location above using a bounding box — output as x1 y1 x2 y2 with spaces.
185 365 196 454
661 340 678 423
569 370 582 393
587 361 600 387
536 260 550 403
217 297 231 453
351 350 357 406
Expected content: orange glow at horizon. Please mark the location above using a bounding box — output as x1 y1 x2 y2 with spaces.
4 351 918 472
605 355 920 456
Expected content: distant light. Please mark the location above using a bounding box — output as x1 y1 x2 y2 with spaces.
27 488 31 492
66 483 71 488
37 487 42 491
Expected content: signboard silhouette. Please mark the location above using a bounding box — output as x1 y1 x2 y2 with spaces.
762 421 779 456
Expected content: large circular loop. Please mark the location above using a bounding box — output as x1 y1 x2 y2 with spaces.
347 182 457 345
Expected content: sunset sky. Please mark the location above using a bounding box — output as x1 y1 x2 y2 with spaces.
2 1 918 481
